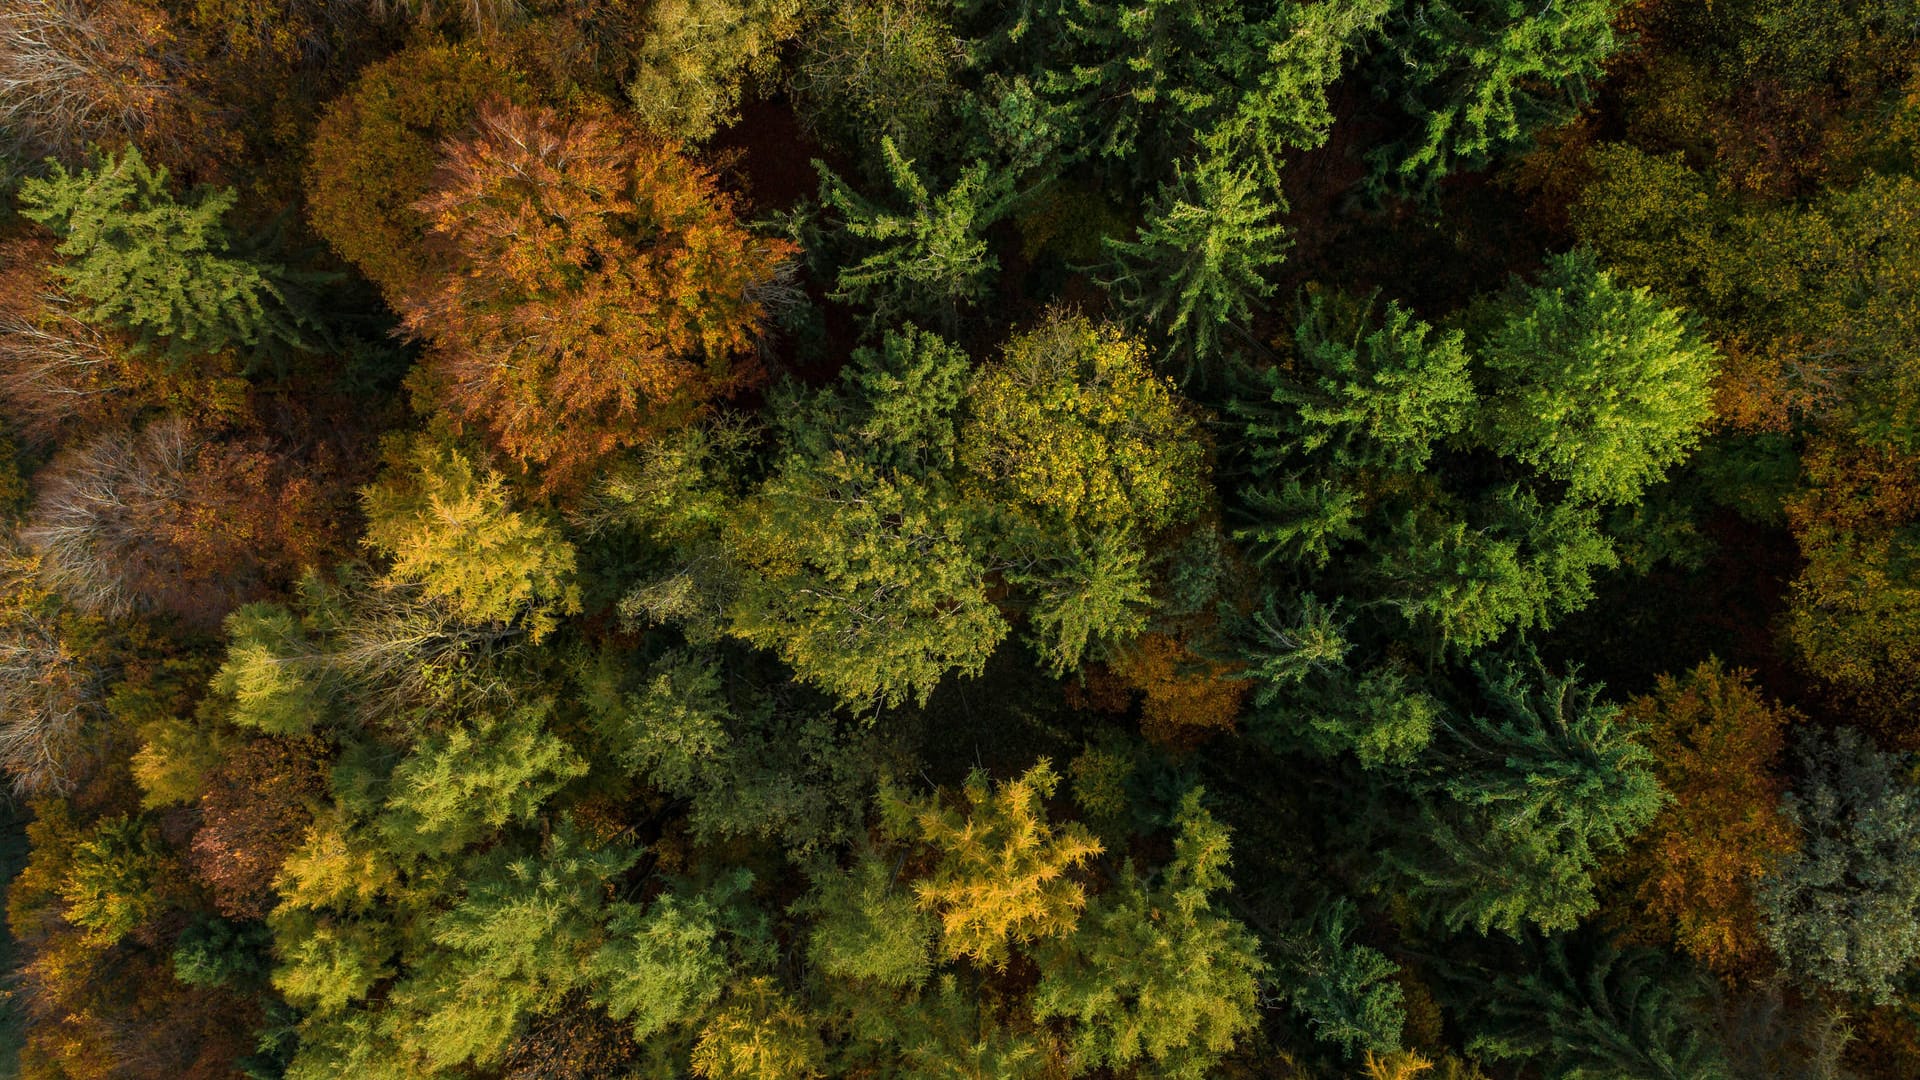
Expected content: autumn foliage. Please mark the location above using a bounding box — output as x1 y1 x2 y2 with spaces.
1612 661 1797 976
398 102 796 486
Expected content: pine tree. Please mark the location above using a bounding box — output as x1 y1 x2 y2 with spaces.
18 144 310 356
1471 249 1718 505
1388 657 1665 937
1102 147 1290 382
1271 898 1406 1057
1033 790 1266 1078
815 138 1020 330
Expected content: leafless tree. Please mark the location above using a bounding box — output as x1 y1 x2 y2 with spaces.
0 548 104 796
19 416 194 618
0 291 126 445
0 0 177 161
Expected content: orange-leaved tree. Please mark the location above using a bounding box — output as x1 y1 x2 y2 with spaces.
398 101 796 487
1612 660 1797 976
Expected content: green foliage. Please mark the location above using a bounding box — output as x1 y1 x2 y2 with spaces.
817 138 1021 328
386 827 638 1070
376 701 588 859
625 0 803 142
584 648 894 850
727 455 1002 708
1251 291 1476 474
797 847 934 989
794 0 966 159
1367 0 1624 194
361 437 581 643
1272 898 1405 1057
592 871 764 1040
18 145 307 356
215 603 331 735
58 814 168 945
1471 250 1719 505
1034 790 1266 1078
1758 728 1920 1003
1372 491 1617 654
960 313 1206 536
1246 597 1439 767
1011 529 1152 676
1466 937 1731 1080
172 916 273 988
1389 658 1665 937
270 909 397 1015
1102 148 1290 380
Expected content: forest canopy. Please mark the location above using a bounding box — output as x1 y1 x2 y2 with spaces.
2 0 1919 1078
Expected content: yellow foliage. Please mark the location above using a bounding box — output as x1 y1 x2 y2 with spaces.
888 759 1103 969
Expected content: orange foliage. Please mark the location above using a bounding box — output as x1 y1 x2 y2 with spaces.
398 102 797 488
1107 632 1251 747
22 419 348 627
191 735 329 918
1614 660 1797 976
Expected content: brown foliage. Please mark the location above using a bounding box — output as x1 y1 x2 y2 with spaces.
191 734 328 918
0 0 182 162
0 235 250 446
1612 660 1797 976
305 40 529 300
503 993 643 1080
398 101 797 487
1106 632 1250 747
20 418 346 626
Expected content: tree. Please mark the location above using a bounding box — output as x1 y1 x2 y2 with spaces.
884 760 1103 969
725 454 1004 709
1270 898 1405 1057
591 872 763 1041
361 437 581 644
584 648 893 851
1389 657 1665 937
792 0 966 160
21 418 336 626
304 41 527 300
385 828 639 1070
1033 790 1266 1078
1365 0 1624 195
1244 595 1438 767
1241 290 1476 476
797 847 935 990
1369 490 1617 655
190 734 329 918
18 144 312 357
690 977 827 1080
1101 146 1289 381
959 312 1206 536
1613 661 1797 976
1465 936 1731 1080
815 138 1020 329
625 0 804 142
376 701 588 859
399 102 795 485
58 814 169 945
0 0 185 162
1470 249 1718 505
1758 728 1920 1002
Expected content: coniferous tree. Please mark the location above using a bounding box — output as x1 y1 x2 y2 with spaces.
18 145 314 357
1034 790 1266 1078
1388 657 1665 937
1758 728 1920 1003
